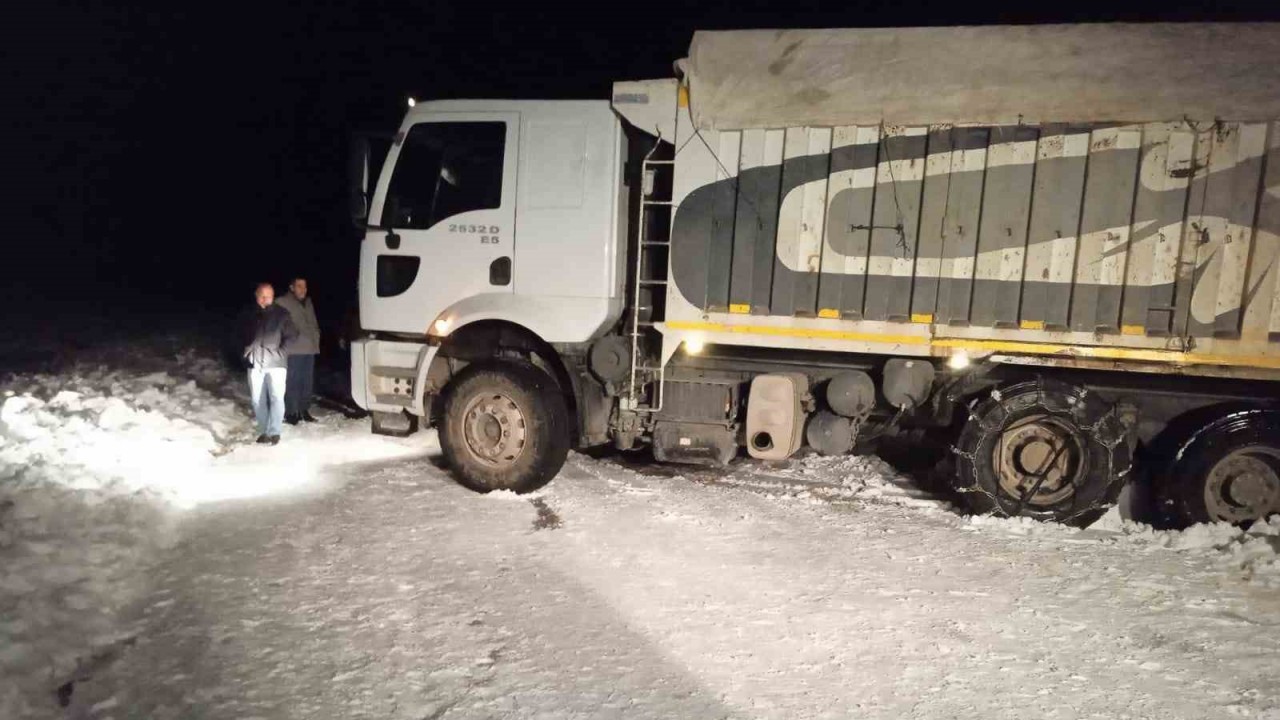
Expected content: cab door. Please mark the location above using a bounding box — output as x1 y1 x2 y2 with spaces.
360 113 519 334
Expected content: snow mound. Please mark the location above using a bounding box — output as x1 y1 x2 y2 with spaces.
1102 515 1280 587
0 356 248 719
970 504 1280 588
964 513 1077 536
484 489 544 502
787 453 956 511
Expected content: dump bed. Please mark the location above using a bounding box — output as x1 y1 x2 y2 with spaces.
658 24 1280 378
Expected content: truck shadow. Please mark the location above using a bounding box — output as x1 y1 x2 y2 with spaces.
584 443 966 515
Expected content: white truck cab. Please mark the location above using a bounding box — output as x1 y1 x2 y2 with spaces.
351 100 629 438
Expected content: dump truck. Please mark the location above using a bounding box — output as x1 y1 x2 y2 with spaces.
348 23 1280 528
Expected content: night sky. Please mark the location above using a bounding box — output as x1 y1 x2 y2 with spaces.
12 1 1280 323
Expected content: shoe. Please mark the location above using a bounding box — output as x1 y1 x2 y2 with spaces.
256 434 270 444
284 413 300 426
269 435 280 446
301 411 318 423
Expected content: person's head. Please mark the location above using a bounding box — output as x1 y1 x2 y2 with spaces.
290 277 308 300
255 282 275 308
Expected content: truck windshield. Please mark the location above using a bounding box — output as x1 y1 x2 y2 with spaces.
382 121 505 230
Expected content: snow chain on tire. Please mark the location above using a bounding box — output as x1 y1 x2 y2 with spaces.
951 379 1134 528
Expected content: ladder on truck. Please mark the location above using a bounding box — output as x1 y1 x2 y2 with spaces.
625 139 674 412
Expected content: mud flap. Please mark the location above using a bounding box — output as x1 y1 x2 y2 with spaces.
371 410 418 438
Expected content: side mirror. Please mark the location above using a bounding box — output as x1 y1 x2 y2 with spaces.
349 135 371 228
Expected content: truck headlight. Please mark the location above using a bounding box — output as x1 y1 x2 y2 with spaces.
947 351 971 371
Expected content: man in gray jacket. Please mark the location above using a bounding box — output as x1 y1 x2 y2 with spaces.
276 276 321 424
242 283 298 445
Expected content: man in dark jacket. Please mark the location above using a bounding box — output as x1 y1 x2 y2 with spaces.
275 276 320 424
242 282 298 445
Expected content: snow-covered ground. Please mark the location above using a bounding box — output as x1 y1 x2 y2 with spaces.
3 339 1280 719
0 335 418 718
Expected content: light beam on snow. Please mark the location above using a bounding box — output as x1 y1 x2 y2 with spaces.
1 385 425 510
168 432 427 507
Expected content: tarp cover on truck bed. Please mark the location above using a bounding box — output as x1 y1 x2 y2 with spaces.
683 24 1280 130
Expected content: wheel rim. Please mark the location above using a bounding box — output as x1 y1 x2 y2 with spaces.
992 414 1086 508
462 392 528 469
1203 446 1280 523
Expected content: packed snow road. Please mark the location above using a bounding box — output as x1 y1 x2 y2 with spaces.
60 436 1280 720
3 341 1280 719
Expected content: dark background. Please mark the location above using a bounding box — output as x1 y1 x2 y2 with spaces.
10 0 1280 330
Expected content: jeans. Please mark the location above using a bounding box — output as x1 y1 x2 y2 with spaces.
285 354 316 416
248 366 287 436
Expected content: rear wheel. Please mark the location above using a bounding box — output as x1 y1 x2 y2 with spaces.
954 380 1132 528
1155 409 1280 527
439 362 570 494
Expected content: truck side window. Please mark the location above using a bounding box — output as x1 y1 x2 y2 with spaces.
383 121 506 230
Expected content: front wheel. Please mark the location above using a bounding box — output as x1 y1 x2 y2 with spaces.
953 380 1132 528
439 362 570 494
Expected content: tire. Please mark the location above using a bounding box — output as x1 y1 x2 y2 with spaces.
438 362 571 494
1154 408 1280 527
953 379 1132 528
